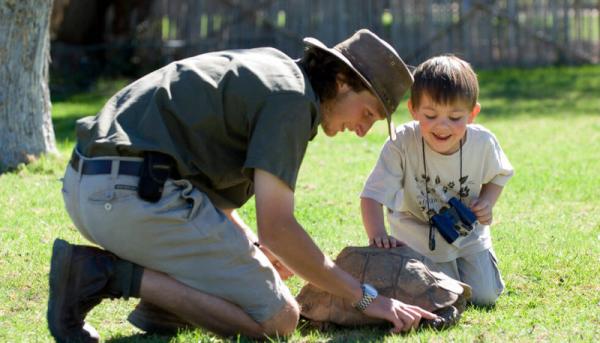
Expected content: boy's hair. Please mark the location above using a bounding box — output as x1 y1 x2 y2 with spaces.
300 46 368 102
410 55 479 109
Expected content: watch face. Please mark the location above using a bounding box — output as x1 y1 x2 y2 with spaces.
363 283 378 298
355 283 379 311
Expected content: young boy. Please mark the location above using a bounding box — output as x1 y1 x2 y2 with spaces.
360 55 514 306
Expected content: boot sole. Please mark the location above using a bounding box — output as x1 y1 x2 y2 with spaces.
47 238 73 340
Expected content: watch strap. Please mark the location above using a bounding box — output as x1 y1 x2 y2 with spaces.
354 283 377 311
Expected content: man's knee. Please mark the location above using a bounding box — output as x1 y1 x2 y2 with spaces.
259 299 300 336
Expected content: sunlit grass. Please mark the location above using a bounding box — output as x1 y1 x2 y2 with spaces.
1 65 599 342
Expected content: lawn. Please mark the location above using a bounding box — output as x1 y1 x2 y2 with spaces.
1 64 599 342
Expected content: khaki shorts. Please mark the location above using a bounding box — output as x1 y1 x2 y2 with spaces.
61 153 290 322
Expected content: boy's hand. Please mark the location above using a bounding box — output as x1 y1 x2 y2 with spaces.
369 235 405 249
470 198 493 225
471 183 504 226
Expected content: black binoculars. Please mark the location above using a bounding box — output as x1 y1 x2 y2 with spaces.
431 197 477 245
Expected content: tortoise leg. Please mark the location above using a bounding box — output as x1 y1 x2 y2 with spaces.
419 306 460 330
298 316 335 332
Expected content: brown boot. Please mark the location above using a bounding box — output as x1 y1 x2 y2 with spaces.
128 300 193 335
47 239 143 342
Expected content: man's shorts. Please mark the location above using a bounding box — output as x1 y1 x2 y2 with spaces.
61 152 290 322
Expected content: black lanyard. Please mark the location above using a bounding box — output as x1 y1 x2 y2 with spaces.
421 136 463 250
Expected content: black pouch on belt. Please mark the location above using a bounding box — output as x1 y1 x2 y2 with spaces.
138 152 174 203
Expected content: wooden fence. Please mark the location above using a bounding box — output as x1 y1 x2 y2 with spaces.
134 0 599 69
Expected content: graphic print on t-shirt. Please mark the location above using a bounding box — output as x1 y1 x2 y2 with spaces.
415 173 473 218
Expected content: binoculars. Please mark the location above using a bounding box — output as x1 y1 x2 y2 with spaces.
431 197 478 245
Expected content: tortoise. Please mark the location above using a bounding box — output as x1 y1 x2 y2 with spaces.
296 245 472 330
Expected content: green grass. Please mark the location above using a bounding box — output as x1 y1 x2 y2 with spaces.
1 65 600 342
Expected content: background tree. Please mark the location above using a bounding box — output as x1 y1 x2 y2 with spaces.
0 0 56 172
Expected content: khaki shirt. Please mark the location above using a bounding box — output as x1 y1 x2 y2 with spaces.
76 48 321 209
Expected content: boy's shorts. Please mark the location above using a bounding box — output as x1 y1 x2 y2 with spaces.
61 152 290 322
433 248 505 306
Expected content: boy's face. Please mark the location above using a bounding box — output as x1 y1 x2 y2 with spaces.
408 93 480 155
320 77 385 137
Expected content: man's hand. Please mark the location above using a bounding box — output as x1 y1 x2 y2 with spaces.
369 234 405 249
258 244 294 280
363 295 437 333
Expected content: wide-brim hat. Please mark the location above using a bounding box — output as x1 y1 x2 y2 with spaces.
303 29 413 140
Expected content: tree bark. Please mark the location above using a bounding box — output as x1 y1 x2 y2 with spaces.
0 0 56 172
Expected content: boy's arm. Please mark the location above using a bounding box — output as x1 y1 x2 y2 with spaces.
361 197 402 248
470 182 504 225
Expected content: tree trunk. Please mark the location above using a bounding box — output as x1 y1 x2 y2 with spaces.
0 0 56 172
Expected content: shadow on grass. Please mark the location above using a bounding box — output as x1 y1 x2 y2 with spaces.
303 328 394 342
103 324 399 342
297 319 458 342
105 332 274 343
105 333 171 343
468 303 496 312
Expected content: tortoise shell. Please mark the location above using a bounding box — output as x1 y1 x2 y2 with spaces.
296 246 472 329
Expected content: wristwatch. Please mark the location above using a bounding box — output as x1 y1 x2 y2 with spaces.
354 283 378 311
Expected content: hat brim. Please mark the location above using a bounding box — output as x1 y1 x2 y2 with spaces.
303 37 397 140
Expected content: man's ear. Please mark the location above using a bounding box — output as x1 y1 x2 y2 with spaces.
468 102 481 123
407 99 418 120
335 73 350 93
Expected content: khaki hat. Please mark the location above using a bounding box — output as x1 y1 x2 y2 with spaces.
303 29 413 140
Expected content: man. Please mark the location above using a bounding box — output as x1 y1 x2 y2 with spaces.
48 29 436 342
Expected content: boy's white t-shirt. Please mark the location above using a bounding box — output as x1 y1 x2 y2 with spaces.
361 121 514 263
